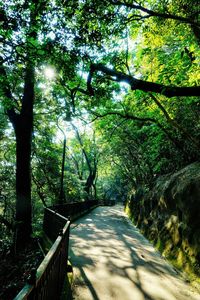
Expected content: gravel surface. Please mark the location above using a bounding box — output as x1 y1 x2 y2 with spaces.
69 205 200 300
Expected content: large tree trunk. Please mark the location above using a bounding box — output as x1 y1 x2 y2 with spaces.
0 62 34 249
15 117 33 248
1 2 39 250
13 62 34 250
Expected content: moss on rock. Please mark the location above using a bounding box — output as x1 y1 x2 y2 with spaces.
125 162 200 287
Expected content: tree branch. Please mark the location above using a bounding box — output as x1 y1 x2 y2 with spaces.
71 123 93 174
91 110 156 123
111 0 199 26
91 110 188 154
88 63 200 98
149 93 200 149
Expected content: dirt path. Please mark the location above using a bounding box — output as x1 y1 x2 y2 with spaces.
69 205 200 300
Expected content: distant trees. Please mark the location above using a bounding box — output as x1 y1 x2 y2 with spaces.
70 124 99 199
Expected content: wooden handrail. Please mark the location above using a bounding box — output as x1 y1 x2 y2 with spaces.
14 200 98 299
14 212 70 300
49 200 99 220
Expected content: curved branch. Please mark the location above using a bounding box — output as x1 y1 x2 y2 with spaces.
92 110 156 123
111 0 199 26
56 116 66 139
71 123 92 173
88 63 200 98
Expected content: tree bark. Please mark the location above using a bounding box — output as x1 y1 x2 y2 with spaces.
13 62 34 249
59 137 66 203
15 118 33 246
1 59 34 248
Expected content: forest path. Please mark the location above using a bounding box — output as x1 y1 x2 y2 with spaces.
69 204 200 300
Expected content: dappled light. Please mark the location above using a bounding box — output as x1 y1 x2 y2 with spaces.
69 206 200 300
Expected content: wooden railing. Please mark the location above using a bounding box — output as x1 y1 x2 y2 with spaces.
49 200 98 220
14 200 98 300
14 210 70 300
43 208 68 242
100 199 115 206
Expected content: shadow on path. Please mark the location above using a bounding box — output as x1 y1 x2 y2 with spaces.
69 205 200 300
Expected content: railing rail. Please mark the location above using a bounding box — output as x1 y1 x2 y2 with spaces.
14 210 70 300
43 208 68 242
50 200 98 219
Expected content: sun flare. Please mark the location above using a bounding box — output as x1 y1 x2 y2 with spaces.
44 66 55 80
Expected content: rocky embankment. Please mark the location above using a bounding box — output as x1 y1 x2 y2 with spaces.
125 162 200 283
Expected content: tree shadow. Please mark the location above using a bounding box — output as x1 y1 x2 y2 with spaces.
69 205 199 300
71 265 100 300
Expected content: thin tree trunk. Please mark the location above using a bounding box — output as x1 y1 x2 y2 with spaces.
59 137 66 203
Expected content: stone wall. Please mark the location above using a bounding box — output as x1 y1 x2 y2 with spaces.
126 162 200 280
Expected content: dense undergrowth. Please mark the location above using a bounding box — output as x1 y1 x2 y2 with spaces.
0 239 43 300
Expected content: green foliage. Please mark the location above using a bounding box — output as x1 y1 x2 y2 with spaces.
0 0 200 250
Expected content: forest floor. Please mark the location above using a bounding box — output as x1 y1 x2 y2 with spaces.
69 204 200 300
0 238 43 300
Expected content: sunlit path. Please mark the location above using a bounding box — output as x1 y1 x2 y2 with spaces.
69 205 200 300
